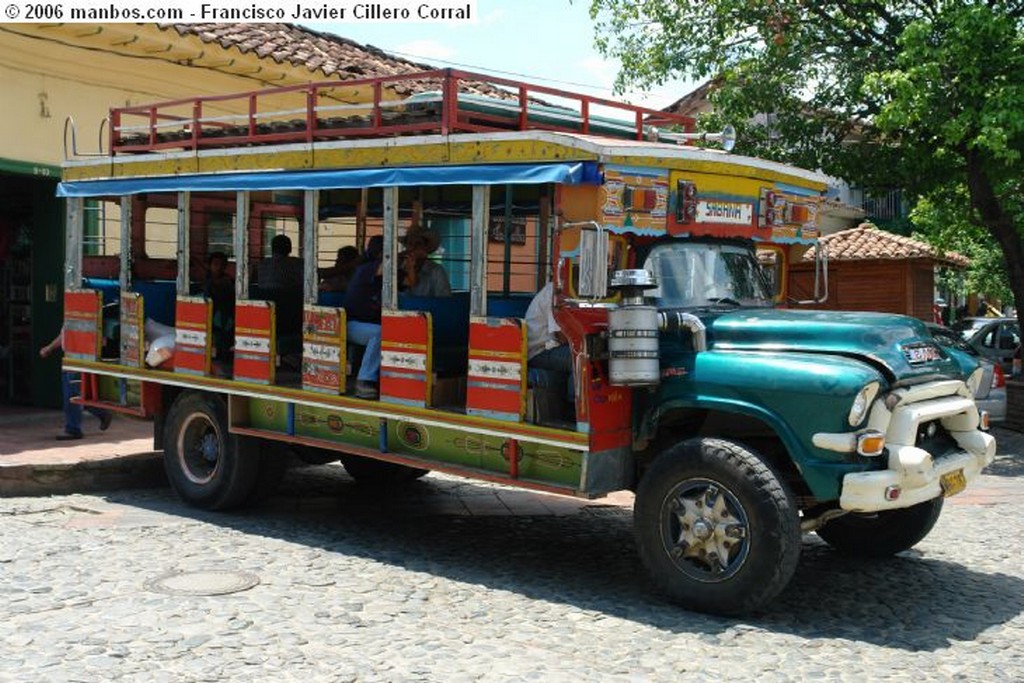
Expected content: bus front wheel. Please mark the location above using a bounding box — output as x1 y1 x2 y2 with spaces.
633 437 801 615
163 392 258 510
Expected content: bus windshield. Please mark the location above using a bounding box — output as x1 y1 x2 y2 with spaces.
643 241 773 309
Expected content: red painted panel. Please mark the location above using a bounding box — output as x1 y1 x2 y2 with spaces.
63 290 103 361
380 311 432 407
466 316 526 422
120 292 145 368
174 297 212 377
234 300 276 385
302 305 346 394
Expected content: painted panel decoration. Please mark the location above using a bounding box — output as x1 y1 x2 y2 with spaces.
466 316 527 422
760 187 821 243
174 296 212 377
600 165 669 234
234 300 277 385
380 310 433 408
63 289 103 361
119 292 145 369
302 305 347 394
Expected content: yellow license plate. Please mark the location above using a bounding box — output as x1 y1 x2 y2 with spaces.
940 469 967 498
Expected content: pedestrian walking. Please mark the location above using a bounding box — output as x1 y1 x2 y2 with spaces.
39 327 113 440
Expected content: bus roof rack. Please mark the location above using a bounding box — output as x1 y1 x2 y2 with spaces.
108 68 696 155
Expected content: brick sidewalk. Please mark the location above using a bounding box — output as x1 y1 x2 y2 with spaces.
0 410 163 496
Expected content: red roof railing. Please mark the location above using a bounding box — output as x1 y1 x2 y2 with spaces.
108 68 696 155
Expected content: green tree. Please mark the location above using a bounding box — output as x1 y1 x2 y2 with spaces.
910 185 1014 306
591 0 1024 320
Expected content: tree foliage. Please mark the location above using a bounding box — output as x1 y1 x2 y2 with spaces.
591 0 1024 317
910 185 1013 304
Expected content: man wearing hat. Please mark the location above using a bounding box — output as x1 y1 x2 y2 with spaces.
399 225 451 297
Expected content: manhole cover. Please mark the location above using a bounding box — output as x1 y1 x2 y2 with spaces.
145 570 260 596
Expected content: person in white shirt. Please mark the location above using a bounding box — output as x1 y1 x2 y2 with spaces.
525 282 574 396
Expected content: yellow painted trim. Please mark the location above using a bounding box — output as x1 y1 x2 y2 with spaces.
381 341 429 352
468 349 523 361
64 134 825 192
446 139 598 164
314 143 450 169
62 359 589 448
612 155 828 191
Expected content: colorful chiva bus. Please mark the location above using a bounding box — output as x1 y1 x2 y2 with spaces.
59 70 994 614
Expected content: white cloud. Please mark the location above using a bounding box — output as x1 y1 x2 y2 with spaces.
394 39 457 62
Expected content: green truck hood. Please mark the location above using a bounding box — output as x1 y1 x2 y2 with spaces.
705 308 960 382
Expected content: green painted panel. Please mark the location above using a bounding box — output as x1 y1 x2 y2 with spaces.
243 398 582 488
295 405 379 449
96 375 141 405
388 421 582 486
248 398 289 432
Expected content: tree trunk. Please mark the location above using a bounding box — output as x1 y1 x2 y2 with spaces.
964 150 1024 335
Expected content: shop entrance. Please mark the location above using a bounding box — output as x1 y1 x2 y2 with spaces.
0 171 63 409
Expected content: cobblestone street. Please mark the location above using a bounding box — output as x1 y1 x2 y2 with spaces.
1 430 1023 682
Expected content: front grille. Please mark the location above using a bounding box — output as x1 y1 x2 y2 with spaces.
915 420 958 458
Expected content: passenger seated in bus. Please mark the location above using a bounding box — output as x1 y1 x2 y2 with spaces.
257 234 304 368
398 225 451 297
344 236 384 400
526 281 575 407
204 251 235 361
257 234 303 291
319 245 360 292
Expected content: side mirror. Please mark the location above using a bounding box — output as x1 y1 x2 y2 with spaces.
577 223 609 300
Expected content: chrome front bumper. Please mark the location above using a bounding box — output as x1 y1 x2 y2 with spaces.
832 380 996 512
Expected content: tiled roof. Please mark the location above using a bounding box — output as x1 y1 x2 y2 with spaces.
803 223 969 267
157 23 510 97
661 80 717 117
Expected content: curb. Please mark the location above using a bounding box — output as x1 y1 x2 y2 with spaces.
0 452 167 497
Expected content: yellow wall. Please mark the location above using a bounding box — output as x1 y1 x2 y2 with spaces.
0 24 337 168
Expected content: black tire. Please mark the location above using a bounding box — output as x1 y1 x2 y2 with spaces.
162 392 259 510
243 437 293 504
339 455 429 486
634 437 801 615
294 446 342 466
816 498 944 557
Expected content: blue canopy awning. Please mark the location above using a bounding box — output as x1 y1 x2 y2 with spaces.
57 161 600 198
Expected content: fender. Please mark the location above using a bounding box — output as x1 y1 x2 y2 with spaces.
640 349 886 501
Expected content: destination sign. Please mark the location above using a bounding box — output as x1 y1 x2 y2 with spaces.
695 200 754 226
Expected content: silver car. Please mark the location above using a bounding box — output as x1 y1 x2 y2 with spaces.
928 323 1007 422
954 316 1020 372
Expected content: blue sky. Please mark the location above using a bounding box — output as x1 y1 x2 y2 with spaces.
304 0 700 110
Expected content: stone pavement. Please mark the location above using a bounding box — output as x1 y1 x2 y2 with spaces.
1 438 1022 681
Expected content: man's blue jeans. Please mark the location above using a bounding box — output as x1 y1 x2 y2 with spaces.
347 320 382 382
62 371 111 436
528 343 575 401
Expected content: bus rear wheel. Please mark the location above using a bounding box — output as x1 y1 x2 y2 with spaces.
339 455 428 486
633 437 801 615
163 392 258 510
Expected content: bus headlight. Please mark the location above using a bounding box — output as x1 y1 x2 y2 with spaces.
848 381 880 426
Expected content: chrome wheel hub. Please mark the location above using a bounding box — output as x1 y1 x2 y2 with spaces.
663 479 750 582
177 413 222 485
